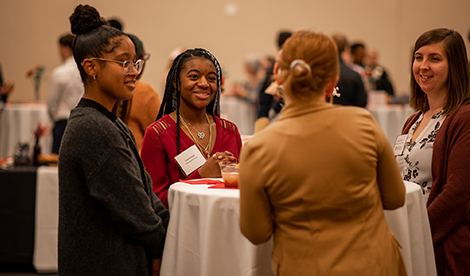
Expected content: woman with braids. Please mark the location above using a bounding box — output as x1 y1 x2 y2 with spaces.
141 48 242 208
239 31 406 275
58 4 168 275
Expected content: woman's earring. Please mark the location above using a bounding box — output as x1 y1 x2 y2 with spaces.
332 87 340 97
277 84 285 108
277 84 284 98
93 75 97 80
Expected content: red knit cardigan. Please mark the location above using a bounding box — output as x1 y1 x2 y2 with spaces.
401 104 470 275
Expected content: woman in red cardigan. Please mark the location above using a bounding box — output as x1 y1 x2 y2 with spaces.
396 28 470 275
141 49 242 207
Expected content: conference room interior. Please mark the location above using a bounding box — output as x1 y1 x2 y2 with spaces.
1 0 469 275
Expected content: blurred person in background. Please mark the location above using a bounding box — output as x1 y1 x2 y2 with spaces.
364 48 395 96
350 42 366 68
46 33 84 154
0 63 14 115
329 34 367 107
227 53 263 108
348 41 369 91
256 55 276 119
255 30 291 132
227 53 264 131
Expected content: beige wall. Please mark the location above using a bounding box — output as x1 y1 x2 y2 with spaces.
1 0 469 102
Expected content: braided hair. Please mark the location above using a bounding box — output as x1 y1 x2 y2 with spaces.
157 48 222 155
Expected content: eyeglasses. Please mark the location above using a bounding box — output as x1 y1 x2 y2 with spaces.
87 58 145 75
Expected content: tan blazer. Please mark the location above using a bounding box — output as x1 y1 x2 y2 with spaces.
239 100 407 276
114 81 161 153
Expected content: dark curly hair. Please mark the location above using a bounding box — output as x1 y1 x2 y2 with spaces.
69 4 125 84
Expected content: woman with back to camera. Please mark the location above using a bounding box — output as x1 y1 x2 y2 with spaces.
239 30 407 276
141 48 242 208
58 4 168 275
397 28 470 275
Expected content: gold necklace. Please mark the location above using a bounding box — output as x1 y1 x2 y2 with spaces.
179 114 213 157
181 115 207 139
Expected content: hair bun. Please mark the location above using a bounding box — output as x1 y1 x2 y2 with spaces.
290 59 311 77
69 4 106 36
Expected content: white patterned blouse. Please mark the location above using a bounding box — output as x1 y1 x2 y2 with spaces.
396 111 446 202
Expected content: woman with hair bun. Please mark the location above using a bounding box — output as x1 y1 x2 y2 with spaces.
239 30 407 275
58 4 168 276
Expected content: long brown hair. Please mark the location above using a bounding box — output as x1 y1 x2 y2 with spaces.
410 28 470 114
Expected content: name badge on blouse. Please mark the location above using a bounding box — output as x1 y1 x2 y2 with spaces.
174 144 206 176
393 134 407 156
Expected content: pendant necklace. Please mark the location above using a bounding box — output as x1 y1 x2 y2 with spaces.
179 114 213 157
180 114 209 139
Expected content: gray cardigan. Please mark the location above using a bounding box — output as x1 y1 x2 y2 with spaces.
58 99 169 275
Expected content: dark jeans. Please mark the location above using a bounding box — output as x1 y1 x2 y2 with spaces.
52 119 67 154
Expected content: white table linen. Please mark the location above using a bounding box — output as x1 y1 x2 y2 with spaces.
33 166 59 273
0 103 52 158
368 104 416 145
161 180 436 276
161 183 274 276
28 171 437 276
384 181 437 276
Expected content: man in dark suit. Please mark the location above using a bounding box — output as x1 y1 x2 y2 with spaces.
330 34 367 107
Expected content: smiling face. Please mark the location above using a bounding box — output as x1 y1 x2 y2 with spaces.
413 43 449 97
96 35 138 103
178 57 218 111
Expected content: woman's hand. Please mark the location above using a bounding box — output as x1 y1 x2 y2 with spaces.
198 151 237 178
213 151 237 164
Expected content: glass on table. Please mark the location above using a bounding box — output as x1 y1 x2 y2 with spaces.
219 163 239 188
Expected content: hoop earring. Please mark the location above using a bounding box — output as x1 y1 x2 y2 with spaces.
93 75 97 80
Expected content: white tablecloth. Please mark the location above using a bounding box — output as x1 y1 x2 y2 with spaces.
161 182 274 276
33 166 58 273
0 103 52 158
368 104 416 145
161 181 436 276
384 181 437 276
30 170 436 276
220 95 256 136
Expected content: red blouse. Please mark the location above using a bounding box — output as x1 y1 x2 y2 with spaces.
141 114 242 207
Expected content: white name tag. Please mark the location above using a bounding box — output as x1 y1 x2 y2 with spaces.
174 145 206 176
393 134 407 156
